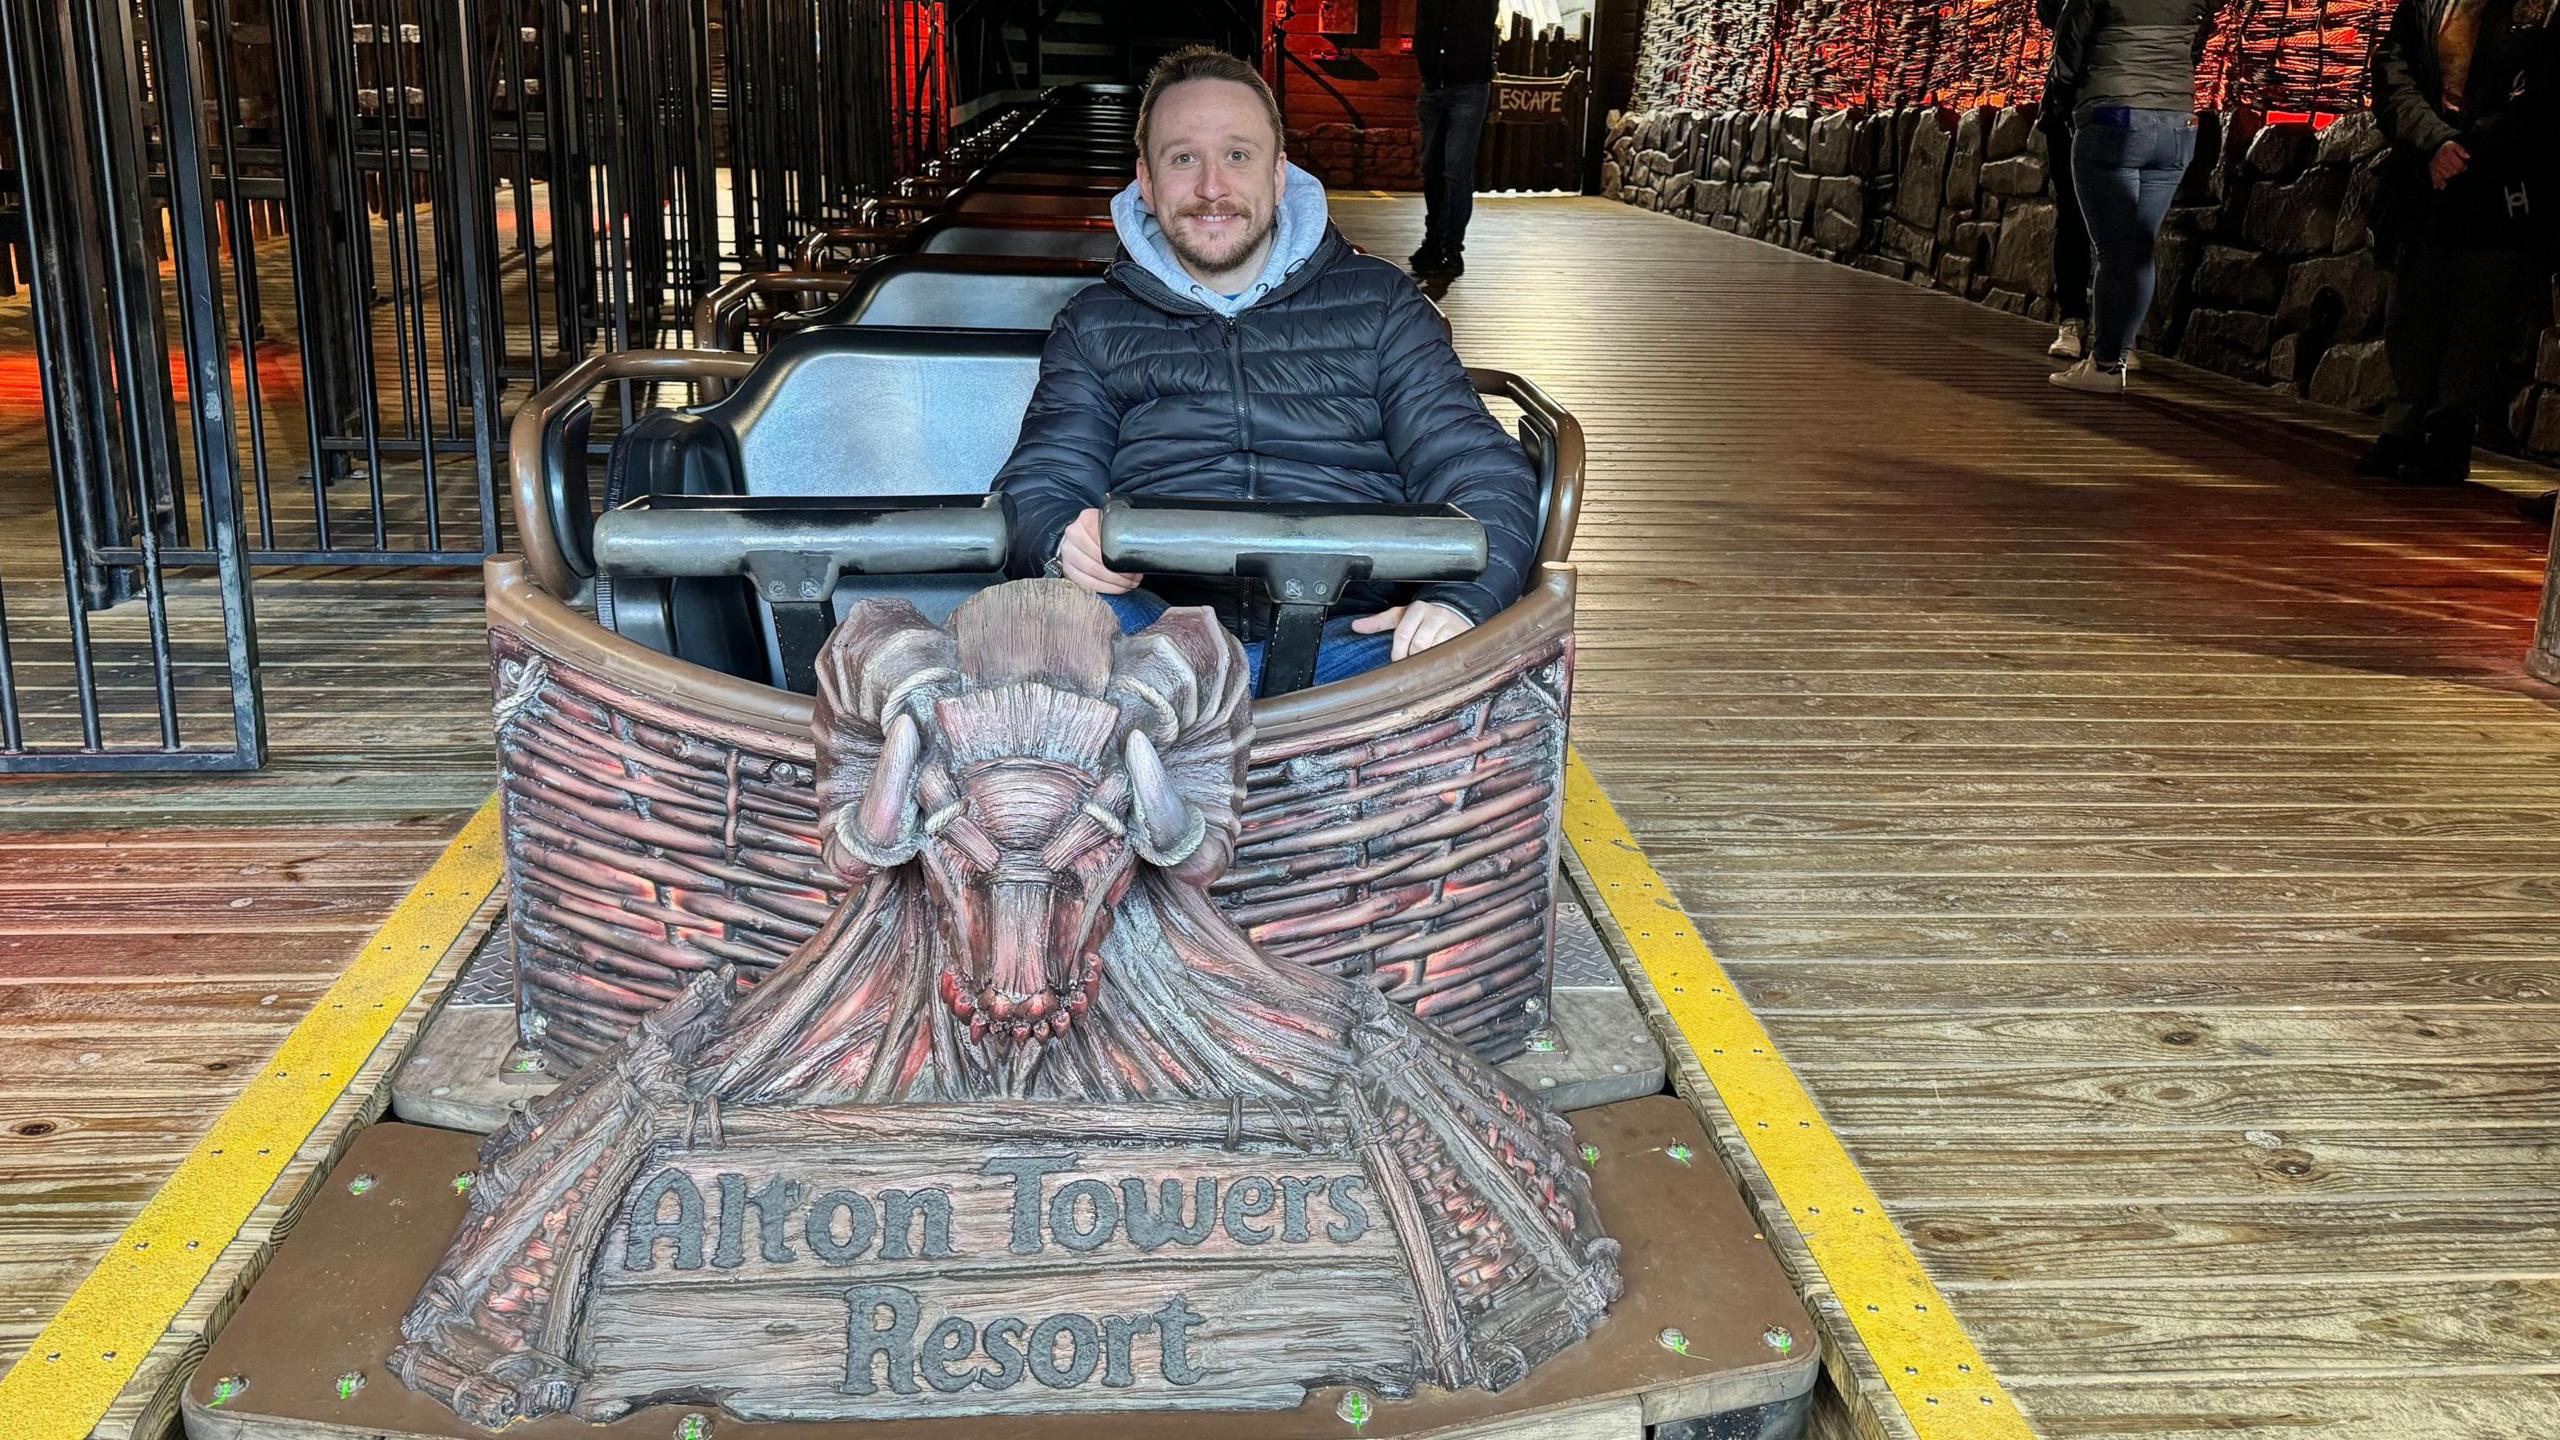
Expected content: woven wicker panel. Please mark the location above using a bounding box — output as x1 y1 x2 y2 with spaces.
494 623 1570 1067
1218 638 1573 1060
493 627 831 1069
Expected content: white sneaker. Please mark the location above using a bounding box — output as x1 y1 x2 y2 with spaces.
2049 356 2128 393
2123 348 2143 372
2048 321 2087 359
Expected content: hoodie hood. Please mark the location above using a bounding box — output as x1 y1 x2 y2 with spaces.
1111 161 1331 317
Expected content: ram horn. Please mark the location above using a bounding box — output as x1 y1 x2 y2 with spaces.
845 710 924 860
1123 728 1205 864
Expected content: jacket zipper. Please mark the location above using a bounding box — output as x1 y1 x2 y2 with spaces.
1224 316 1258 498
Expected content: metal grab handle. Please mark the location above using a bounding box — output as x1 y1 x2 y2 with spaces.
1099 500 1488 583
1469 366 1585 567
592 498 1008 581
507 348 758 600
795 225 905 272
692 271 855 355
793 195 938 271
1099 499 1488 699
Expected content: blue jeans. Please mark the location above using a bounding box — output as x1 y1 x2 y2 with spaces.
1103 591 1394 690
1417 83 1491 250
2070 108 2197 366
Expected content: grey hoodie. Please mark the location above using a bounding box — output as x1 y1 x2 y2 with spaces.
1109 161 1333 317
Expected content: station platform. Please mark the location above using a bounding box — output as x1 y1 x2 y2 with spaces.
3 193 2556 1440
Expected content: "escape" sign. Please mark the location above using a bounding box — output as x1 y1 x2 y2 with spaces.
1492 73 1574 124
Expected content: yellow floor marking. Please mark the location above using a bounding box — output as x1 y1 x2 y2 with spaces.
1564 748 2035 1438
0 795 504 1438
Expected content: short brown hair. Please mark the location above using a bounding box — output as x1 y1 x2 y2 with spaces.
1136 46 1285 160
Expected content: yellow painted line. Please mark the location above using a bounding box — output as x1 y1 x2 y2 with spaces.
0 795 505 1438
1564 749 2035 1438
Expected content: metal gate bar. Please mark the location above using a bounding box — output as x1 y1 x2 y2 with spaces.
0 0 969 770
0 0 265 769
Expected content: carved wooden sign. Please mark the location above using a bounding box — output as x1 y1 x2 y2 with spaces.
582 1104 1418 1419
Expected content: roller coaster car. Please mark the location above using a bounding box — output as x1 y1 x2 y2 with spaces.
498 324 1583 1075
695 251 1108 358
797 209 1121 271
698 99 1131 348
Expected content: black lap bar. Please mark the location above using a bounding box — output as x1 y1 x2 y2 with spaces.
1099 498 1487 698
595 494 1007 692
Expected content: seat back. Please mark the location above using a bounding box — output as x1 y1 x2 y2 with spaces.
914 215 1120 261
598 328 1047 685
947 188 1115 219
815 253 1103 330
726 328 1043 499
974 170 1127 192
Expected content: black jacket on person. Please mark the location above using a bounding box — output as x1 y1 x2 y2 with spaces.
992 225 1539 628
2036 0 2080 134
1414 0 1500 89
2047 0 2217 121
2370 0 2559 254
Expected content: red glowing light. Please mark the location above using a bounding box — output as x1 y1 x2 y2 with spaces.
1648 0 2389 118
0 342 303 416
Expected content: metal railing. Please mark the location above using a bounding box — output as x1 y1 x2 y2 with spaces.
0 0 961 769
0 0 263 768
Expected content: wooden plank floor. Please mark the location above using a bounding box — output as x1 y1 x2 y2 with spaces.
0 567 494 1437
1332 196 2560 1440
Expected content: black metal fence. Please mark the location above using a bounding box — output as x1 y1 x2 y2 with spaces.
0 0 265 767
0 0 956 768
727 0 953 269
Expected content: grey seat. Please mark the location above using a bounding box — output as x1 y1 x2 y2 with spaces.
914 215 1120 261
780 253 1104 336
596 327 1047 687
946 189 1115 219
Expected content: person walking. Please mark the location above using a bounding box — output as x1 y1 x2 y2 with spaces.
2358 0 2556 485
1411 0 1500 276
2038 0 2100 360
2046 0 2216 392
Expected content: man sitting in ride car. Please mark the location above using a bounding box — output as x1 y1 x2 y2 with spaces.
993 46 1539 685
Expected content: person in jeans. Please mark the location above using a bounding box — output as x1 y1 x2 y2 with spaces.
2046 0 2215 391
1411 0 1499 276
2037 0 2099 360
2359 0 2556 485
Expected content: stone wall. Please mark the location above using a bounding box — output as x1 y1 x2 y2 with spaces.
1289 124 1424 192
1600 105 2560 461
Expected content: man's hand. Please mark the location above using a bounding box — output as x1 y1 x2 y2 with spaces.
1054 508 1141 594
2430 140 2471 189
1350 600 1474 661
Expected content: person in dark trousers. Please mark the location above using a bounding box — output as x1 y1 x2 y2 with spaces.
1411 0 1499 276
2361 0 2556 485
2038 0 2100 360
994 47 1539 687
2046 0 2216 392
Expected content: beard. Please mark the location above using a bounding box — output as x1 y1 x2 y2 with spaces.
1165 200 1275 278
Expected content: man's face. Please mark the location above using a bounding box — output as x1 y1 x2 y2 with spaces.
1136 78 1287 290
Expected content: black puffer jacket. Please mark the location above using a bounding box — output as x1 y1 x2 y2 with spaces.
994 225 1539 627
